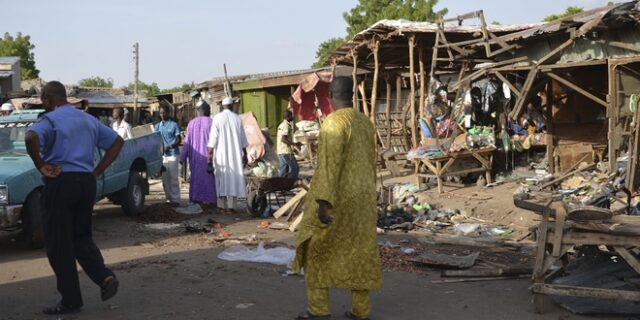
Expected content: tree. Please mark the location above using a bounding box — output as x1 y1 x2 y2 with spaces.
312 38 346 68
542 6 583 22
128 81 161 96
0 32 39 80
78 76 113 88
161 82 193 94
343 0 447 38
312 0 448 67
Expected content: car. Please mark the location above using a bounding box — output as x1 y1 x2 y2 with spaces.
0 109 164 248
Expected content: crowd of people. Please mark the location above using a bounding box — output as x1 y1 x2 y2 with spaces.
19 77 381 319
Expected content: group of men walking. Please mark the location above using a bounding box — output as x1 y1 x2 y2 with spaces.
24 77 380 319
159 97 248 212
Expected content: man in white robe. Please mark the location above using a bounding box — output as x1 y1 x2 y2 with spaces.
208 97 248 213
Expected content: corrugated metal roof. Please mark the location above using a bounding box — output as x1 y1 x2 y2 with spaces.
0 71 14 78
0 57 19 65
196 68 328 90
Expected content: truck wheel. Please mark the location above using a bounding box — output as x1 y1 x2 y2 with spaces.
121 172 146 216
23 190 45 249
247 190 267 218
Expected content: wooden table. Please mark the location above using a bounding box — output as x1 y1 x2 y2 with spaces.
519 200 640 313
414 147 495 193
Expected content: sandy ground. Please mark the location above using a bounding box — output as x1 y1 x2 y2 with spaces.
0 177 619 320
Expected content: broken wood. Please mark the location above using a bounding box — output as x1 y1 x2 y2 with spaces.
441 267 532 278
538 163 596 190
409 251 479 269
431 275 529 284
420 234 536 249
289 212 304 232
532 284 640 302
273 189 307 219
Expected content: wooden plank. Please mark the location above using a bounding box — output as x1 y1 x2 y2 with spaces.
546 80 555 174
358 82 369 117
273 189 307 219
532 283 640 302
547 230 640 247
545 72 608 108
409 251 479 269
286 198 306 222
536 38 574 66
442 267 532 278
289 211 304 232
385 77 391 149
615 247 640 275
510 67 538 119
493 71 521 98
551 203 567 257
533 207 551 313
628 98 640 190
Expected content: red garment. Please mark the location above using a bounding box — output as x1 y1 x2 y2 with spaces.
290 74 333 121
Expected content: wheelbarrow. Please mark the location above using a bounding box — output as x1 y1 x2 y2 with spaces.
245 176 299 217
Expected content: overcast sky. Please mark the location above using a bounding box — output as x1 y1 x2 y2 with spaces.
2 0 612 88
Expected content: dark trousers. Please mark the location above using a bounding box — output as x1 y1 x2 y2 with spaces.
278 154 299 179
42 172 113 308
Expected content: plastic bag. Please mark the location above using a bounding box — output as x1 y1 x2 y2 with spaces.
217 242 295 266
453 223 480 236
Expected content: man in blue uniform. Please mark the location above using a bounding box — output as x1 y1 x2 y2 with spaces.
25 81 124 315
155 104 182 206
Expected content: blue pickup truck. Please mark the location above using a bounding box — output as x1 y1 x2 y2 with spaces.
0 109 164 247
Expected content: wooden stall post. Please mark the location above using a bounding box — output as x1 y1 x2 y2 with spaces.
546 80 555 174
370 39 380 125
409 34 418 148
419 41 426 122
385 76 392 149
352 50 358 110
394 76 402 148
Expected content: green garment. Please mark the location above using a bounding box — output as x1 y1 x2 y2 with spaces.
293 108 382 291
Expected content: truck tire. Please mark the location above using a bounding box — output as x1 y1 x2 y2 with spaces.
121 172 146 216
23 189 45 249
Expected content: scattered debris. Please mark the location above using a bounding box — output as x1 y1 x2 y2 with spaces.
143 223 181 231
409 252 480 269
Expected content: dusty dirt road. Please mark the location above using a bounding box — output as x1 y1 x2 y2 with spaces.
0 180 613 320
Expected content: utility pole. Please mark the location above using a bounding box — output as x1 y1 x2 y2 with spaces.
133 42 139 112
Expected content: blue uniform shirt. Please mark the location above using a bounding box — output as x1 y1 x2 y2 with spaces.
28 104 118 173
155 120 180 156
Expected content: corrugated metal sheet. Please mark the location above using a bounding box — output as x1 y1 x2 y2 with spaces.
0 71 14 78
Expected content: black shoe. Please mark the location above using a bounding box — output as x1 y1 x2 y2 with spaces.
42 302 81 315
101 276 119 301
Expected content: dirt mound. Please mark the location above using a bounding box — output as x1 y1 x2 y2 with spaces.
138 203 189 223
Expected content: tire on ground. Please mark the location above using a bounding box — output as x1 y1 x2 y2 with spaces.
121 172 146 216
23 189 44 249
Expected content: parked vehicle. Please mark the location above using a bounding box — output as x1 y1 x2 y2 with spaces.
0 109 163 247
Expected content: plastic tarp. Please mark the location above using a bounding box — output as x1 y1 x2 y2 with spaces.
217 242 295 266
240 112 266 164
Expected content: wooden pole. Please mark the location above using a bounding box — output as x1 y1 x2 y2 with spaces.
546 80 555 174
409 34 418 148
370 40 380 125
358 82 369 118
352 51 358 110
395 76 402 148
386 76 392 149
419 41 426 122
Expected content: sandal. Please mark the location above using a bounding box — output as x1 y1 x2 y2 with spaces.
295 310 331 319
42 302 81 315
101 276 119 301
344 311 370 320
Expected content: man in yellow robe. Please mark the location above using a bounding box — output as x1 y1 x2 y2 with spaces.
293 76 381 320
